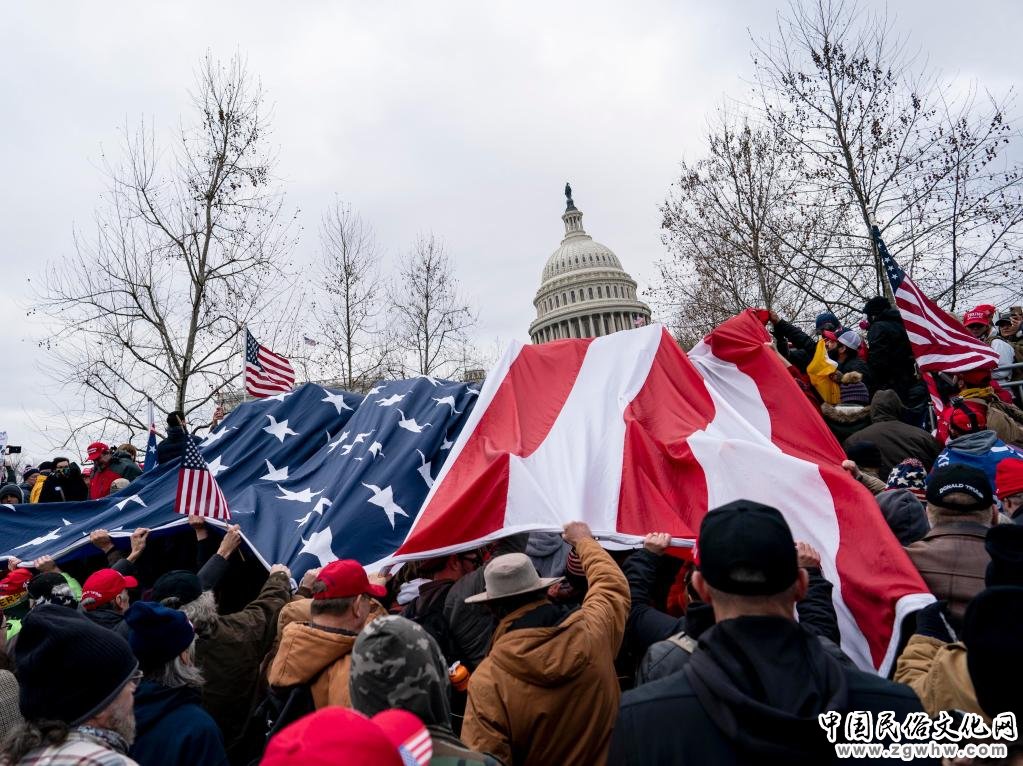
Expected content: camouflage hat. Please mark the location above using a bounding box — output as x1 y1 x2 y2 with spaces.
349 616 451 730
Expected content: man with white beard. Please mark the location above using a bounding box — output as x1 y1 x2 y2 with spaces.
2 605 141 765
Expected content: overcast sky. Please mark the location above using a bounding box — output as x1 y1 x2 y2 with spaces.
1 1 1019 463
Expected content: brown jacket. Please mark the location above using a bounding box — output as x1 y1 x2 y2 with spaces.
268 621 359 709
894 635 985 719
904 522 990 626
266 599 385 709
461 537 629 766
197 571 291 747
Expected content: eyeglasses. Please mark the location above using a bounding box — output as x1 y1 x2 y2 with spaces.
129 670 144 688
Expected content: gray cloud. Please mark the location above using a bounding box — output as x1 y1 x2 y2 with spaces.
1 1 1019 461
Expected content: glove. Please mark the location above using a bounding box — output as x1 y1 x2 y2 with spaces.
914 600 954 642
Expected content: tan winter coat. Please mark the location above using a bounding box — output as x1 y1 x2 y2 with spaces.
268 621 359 709
893 635 986 719
462 537 629 766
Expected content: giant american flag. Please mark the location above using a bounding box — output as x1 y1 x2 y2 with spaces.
245 329 296 398
393 314 933 675
174 433 231 521
875 225 999 374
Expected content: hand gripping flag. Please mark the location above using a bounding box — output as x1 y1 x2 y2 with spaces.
245 329 296 398
174 433 231 521
394 313 933 674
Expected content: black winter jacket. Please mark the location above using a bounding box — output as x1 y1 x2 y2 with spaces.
866 309 916 391
36 462 89 503
611 616 934 766
156 426 201 465
772 319 817 373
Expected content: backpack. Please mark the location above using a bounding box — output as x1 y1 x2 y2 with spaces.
403 580 459 665
252 666 328 755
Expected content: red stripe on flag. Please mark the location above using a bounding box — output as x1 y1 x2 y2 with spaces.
617 330 714 537
710 310 930 667
396 339 593 555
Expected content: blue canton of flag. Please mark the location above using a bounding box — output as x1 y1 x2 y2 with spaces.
0 378 478 577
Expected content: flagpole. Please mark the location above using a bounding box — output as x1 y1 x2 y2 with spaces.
240 324 248 403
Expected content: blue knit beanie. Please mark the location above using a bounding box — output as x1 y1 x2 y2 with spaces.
125 601 195 671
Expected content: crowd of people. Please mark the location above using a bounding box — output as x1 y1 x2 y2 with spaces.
1 411 201 508
0 298 1021 764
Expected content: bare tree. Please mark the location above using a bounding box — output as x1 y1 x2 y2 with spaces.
35 53 295 441
655 111 839 342
308 199 390 390
390 234 477 377
751 0 1023 307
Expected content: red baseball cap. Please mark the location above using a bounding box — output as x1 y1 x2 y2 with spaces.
262 707 430 766
313 560 387 600
81 568 138 610
963 306 994 327
0 568 34 596
822 330 839 342
86 441 110 462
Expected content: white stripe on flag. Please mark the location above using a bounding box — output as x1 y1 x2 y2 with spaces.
688 342 872 669
504 325 662 532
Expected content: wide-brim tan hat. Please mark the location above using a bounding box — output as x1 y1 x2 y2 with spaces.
464 552 563 604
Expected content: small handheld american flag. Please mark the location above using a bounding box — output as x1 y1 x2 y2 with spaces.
174 434 231 521
245 329 296 398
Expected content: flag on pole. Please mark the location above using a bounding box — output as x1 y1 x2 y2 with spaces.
143 399 158 472
874 225 999 375
394 315 932 674
173 434 230 521
244 329 296 398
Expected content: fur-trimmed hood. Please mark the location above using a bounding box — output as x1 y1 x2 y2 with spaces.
821 403 871 424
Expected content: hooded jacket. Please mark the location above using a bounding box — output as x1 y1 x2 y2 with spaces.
610 616 930 765
935 429 1023 493
267 621 359 709
819 403 872 442
461 537 629 766
130 680 228 766
843 391 941 479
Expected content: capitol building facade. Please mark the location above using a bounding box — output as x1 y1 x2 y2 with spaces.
528 185 651 344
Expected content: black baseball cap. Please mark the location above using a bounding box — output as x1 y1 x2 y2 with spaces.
695 500 798 596
925 464 993 511
151 570 202 606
